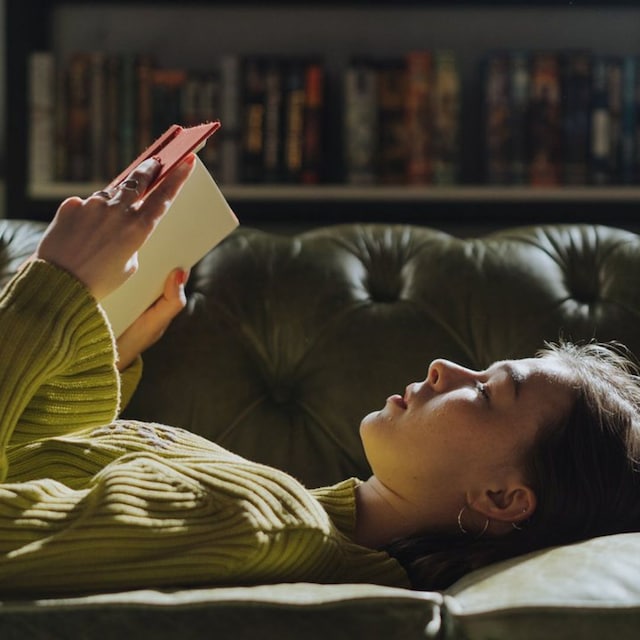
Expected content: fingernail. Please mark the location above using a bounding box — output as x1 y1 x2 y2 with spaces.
176 269 188 286
139 158 158 170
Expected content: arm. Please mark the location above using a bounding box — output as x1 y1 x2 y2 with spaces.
0 156 195 479
0 260 117 481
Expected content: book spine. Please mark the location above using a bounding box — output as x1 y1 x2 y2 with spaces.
432 50 460 185
634 56 640 185
151 68 187 140
89 51 106 182
404 51 433 185
28 51 56 186
590 55 611 185
483 52 511 185
65 52 92 182
607 57 623 184
104 55 121 179
54 58 68 181
241 57 266 183
377 59 407 185
620 56 636 184
282 59 306 183
509 51 530 185
344 58 378 185
301 60 324 184
200 72 222 175
528 51 562 186
263 58 284 183
218 54 241 185
562 51 591 185
119 54 138 169
136 54 155 155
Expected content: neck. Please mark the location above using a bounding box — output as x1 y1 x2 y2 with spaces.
354 476 425 549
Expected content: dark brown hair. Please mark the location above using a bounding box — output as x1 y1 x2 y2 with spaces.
387 341 640 590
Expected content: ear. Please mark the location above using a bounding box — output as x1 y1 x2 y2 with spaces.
468 484 537 526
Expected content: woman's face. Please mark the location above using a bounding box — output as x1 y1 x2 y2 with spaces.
359 356 575 523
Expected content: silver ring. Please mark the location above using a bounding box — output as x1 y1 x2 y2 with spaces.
119 178 140 194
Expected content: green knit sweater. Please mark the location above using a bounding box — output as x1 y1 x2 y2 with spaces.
0 260 409 595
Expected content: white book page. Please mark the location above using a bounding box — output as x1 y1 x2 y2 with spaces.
100 156 238 336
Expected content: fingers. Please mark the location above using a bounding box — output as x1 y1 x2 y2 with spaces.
94 158 162 209
139 154 196 225
115 268 189 370
162 268 189 313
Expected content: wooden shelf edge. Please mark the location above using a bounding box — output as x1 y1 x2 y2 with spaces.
28 182 640 203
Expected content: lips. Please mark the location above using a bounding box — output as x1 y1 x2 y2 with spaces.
388 394 408 410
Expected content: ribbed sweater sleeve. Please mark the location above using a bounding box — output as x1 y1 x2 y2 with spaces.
0 260 119 481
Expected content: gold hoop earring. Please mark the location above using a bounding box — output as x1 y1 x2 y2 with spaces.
512 508 528 531
457 506 489 538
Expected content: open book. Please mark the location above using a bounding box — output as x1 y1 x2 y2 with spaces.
100 152 239 337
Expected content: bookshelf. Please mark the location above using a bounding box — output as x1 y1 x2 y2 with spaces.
7 0 640 232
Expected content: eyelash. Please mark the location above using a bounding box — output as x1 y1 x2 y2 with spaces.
477 382 490 402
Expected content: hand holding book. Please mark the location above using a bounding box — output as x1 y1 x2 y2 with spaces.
37 123 239 338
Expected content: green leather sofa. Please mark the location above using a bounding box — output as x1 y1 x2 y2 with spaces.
1 218 639 639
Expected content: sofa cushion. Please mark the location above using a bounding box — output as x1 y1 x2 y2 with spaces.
0 583 442 640
125 223 640 487
443 532 640 640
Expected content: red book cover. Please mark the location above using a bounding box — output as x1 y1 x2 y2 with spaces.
107 121 221 193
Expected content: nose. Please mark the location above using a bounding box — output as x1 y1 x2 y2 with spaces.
427 359 479 391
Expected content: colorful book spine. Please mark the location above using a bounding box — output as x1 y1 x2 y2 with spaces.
509 52 530 185
282 59 306 183
620 56 637 185
405 51 433 185
104 55 122 179
118 54 138 171
263 58 284 183
218 54 241 185
528 52 562 186
483 52 511 185
590 55 611 185
343 58 378 185
241 57 266 183
151 68 187 140
28 51 56 185
432 50 460 185
65 52 92 182
562 51 591 185
301 61 324 184
377 59 407 185
607 57 623 184
136 54 156 156
88 51 107 182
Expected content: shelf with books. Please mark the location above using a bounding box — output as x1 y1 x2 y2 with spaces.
9 1 640 230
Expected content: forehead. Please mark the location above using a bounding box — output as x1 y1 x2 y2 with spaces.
490 355 574 382
508 356 577 420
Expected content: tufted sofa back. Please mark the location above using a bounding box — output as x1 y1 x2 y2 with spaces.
3 219 640 488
